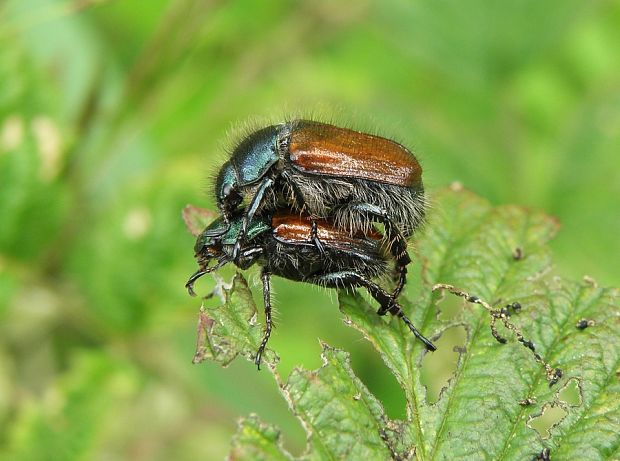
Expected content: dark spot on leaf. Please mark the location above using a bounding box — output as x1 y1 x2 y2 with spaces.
519 338 536 352
519 397 536 406
548 368 563 387
512 247 524 260
576 318 594 330
531 447 551 461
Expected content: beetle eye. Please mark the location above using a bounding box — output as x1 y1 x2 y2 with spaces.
222 183 234 197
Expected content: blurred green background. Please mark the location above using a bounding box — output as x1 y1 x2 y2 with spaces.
1 0 619 459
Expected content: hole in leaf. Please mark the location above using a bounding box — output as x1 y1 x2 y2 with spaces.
275 280 408 420
349 337 407 420
528 404 568 439
420 325 467 404
436 293 464 321
557 378 582 407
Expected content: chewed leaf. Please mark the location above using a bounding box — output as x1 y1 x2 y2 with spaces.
193 273 278 368
188 187 619 460
182 204 218 237
284 344 403 460
230 414 294 461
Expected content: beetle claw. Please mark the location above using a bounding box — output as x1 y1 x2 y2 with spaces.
185 269 208 296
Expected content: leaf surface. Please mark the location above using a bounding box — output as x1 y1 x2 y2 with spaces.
191 187 619 460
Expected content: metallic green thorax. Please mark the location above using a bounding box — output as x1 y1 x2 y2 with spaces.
230 125 280 186
194 214 270 253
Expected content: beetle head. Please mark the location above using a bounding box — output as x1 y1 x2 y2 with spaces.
215 162 242 216
194 217 233 259
186 220 235 296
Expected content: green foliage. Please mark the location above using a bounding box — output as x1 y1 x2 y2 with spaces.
1 0 619 459
3 353 141 461
194 188 620 460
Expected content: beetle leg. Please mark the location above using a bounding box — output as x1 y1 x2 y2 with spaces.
310 219 326 255
254 270 273 370
346 202 411 268
185 255 234 296
309 271 436 351
282 180 325 254
235 246 264 270
233 177 274 261
345 202 411 298
392 264 407 299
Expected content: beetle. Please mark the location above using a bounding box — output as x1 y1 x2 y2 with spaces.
209 119 426 276
186 209 436 368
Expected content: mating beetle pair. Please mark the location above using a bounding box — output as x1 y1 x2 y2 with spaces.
187 119 434 367
210 119 426 265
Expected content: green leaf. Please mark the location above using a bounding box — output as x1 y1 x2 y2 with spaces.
182 204 218 237
284 344 399 460
192 186 619 460
230 414 293 461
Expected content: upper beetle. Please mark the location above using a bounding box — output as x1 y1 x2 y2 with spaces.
210 120 426 263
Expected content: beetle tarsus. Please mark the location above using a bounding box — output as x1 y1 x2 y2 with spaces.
311 270 435 351
382 299 436 351
398 310 437 352
254 270 273 371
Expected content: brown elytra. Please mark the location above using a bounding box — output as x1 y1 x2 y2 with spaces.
271 212 383 245
289 120 422 187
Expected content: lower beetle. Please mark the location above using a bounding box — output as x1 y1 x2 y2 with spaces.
186 210 436 369
209 119 426 267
